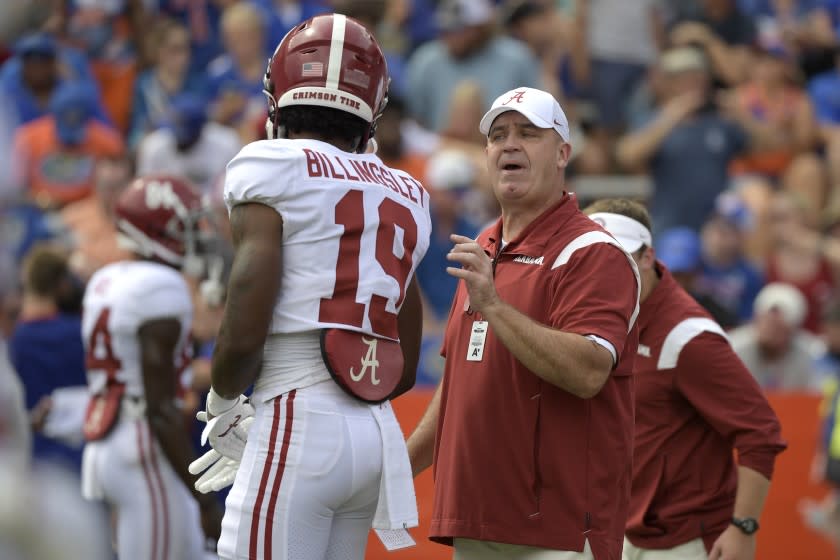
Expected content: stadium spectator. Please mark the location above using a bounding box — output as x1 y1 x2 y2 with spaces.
730 282 826 390
155 0 226 79
745 0 840 80
8 245 87 473
127 17 206 149
657 225 740 329
332 0 409 98
253 0 330 59
0 32 109 127
728 44 825 219
59 153 133 280
698 191 764 324
11 81 124 208
376 95 429 184
63 0 147 133
206 2 267 136
406 0 541 132
502 0 568 101
585 198 785 560
578 0 664 171
763 190 836 333
136 93 240 193
616 46 774 233
0 201 63 264
668 0 757 86
408 87 640 560
438 80 488 146
810 47 840 208
414 149 482 331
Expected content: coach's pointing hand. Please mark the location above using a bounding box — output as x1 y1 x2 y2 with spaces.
446 234 501 315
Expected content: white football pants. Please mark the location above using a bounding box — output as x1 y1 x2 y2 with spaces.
81 417 207 559
217 380 383 560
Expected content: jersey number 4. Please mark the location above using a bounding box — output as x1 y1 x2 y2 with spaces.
86 308 122 380
319 191 418 339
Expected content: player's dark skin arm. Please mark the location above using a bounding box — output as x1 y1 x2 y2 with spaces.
391 278 423 399
139 318 222 541
212 203 284 398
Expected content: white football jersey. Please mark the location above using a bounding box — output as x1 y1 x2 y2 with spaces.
224 138 432 342
82 261 193 398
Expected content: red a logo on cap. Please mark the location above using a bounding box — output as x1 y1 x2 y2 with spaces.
503 90 527 105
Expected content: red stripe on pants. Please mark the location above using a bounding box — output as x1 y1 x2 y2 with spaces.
249 395 284 559
146 423 170 559
136 421 159 560
264 389 296 558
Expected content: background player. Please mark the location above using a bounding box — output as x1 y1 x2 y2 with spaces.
190 13 432 560
80 175 222 559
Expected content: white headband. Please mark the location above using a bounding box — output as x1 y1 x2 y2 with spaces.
588 212 653 253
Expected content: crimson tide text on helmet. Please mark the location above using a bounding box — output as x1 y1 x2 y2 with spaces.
263 13 389 151
114 175 205 269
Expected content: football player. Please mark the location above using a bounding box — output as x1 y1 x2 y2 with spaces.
80 175 223 559
189 13 432 560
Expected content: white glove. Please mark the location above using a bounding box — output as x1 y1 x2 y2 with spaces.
198 390 254 461
189 449 240 493
189 389 254 494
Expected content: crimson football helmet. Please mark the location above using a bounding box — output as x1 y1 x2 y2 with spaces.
263 13 389 152
114 175 204 269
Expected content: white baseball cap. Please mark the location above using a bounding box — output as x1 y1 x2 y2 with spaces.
479 87 570 142
588 212 653 253
754 282 807 327
426 149 474 191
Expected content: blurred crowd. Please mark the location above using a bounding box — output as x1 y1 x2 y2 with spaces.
4 0 840 555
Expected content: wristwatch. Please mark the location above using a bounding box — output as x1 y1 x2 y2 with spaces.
731 517 760 535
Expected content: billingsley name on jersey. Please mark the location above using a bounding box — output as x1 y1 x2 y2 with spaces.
303 148 428 209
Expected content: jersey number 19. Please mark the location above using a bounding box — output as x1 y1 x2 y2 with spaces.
318 190 418 339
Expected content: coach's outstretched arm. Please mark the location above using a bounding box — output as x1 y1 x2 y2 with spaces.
212 203 284 399
407 380 443 477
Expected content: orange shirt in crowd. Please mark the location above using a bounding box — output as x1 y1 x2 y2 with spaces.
381 153 428 187
729 84 804 178
13 116 125 208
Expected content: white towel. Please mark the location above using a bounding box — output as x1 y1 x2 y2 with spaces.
42 386 89 446
370 401 418 551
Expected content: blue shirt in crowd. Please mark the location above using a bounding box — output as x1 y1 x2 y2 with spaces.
127 70 208 148
415 215 480 320
647 111 748 233
699 259 765 322
8 314 87 472
0 51 110 127
810 70 840 126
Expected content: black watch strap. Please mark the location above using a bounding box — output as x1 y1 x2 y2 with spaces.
731 517 760 535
